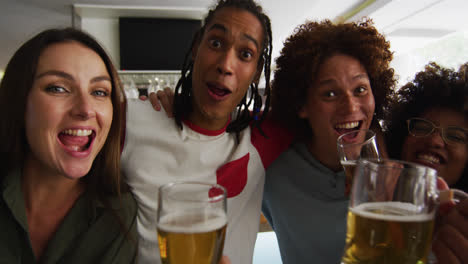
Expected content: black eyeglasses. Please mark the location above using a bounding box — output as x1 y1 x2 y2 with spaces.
406 118 468 145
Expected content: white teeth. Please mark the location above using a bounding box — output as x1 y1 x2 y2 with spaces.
69 146 80 151
418 154 440 164
62 129 92 136
335 122 359 129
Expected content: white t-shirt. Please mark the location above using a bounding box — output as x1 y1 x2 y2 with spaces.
121 99 291 264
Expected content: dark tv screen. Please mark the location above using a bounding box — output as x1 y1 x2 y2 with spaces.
119 17 201 70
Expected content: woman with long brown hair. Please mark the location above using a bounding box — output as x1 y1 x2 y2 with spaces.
0 28 137 263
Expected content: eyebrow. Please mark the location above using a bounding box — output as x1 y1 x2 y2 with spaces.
317 73 369 86
91 76 112 83
36 70 73 81
207 23 260 50
35 70 111 83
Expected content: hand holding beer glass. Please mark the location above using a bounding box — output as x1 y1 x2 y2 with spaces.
337 129 380 195
157 182 227 264
341 159 438 264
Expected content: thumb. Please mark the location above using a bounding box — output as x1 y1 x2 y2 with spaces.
437 177 455 215
437 177 449 191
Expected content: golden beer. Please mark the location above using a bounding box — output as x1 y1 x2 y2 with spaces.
157 212 227 264
341 202 435 264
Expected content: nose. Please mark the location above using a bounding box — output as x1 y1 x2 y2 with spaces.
71 92 95 120
341 94 359 113
426 129 446 147
216 49 235 76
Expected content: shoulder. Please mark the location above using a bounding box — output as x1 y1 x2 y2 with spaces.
266 143 310 177
106 192 138 225
125 99 163 134
118 192 138 220
123 99 176 151
81 192 138 263
126 99 168 122
250 116 295 168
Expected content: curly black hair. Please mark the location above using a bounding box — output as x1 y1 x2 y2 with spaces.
385 62 468 191
270 19 396 139
173 0 273 139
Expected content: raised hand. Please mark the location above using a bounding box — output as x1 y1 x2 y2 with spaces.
432 194 468 264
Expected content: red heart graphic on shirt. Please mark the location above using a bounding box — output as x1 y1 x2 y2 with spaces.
216 153 249 198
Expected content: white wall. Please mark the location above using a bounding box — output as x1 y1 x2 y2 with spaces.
391 30 468 89
81 17 120 69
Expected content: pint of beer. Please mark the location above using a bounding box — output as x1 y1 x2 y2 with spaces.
157 182 227 264
341 159 438 264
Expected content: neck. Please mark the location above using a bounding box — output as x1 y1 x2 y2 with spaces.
22 156 84 212
306 140 342 172
21 156 85 262
188 111 230 131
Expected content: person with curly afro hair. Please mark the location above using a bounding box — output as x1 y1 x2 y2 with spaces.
262 19 397 263
385 62 468 191
384 62 468 263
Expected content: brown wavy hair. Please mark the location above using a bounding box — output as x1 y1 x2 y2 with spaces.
384 62 468 191
271 19 396 139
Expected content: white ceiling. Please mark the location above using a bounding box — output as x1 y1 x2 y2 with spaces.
0 0 467 75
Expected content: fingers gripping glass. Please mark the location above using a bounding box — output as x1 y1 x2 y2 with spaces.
407 118 468 145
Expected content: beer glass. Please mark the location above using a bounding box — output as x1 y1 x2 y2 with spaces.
337 129 380 195
341 159 438 264
157 182 227 264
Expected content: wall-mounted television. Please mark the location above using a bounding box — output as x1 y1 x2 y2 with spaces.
119 17 201 70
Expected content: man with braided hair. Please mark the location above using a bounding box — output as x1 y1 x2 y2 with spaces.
121 0 291 263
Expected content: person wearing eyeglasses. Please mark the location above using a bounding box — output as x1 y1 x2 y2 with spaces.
385 62 468 264
404 117 467 187
385 62 468 192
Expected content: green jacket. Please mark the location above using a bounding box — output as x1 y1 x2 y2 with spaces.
0 169 138 263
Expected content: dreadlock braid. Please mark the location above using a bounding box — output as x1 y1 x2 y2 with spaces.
257 13 273 126
173 0 273 140
173 31 199 130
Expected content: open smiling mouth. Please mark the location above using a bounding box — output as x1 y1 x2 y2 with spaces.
416 152 445 165
335 121 362 135
58 129 96 152
207 83 232 99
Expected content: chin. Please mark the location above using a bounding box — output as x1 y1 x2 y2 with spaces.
62 165 93 180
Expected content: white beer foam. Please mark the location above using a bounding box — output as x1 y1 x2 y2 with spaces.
350 202 434 222
158 212 227 233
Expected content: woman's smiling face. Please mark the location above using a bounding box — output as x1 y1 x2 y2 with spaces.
401 108 468 186
24 41 113 180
